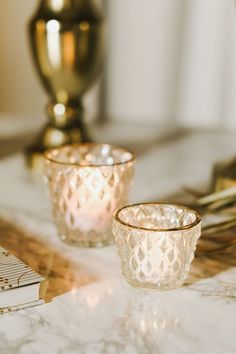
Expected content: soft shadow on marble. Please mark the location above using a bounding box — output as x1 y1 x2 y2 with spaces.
0 218 96 302
186 254 236 286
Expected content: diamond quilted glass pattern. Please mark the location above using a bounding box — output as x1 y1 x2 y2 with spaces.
113 203 201 291
44 144 134 247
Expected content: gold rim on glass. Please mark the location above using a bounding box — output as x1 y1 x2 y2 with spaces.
44 143 135 168
114 202 201 232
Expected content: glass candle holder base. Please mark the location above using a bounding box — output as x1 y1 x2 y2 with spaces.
59 230 114 248
125 277 184 292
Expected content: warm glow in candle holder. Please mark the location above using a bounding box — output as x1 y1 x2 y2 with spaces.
113 203 201 291
44 143 135 247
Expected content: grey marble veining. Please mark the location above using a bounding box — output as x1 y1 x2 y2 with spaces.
0 130 236 354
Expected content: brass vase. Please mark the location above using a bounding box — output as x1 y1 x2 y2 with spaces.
26 0 105 171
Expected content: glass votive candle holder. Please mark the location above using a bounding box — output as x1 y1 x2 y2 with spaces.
113 203 201 291
44 143 135 247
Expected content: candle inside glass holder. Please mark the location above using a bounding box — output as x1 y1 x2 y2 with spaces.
44 143 135 247
113 203 201 291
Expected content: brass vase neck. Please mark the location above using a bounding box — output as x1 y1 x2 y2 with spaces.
46 101 83 128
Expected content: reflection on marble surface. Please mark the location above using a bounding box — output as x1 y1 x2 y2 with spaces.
116 293 179 354
0 218 96 302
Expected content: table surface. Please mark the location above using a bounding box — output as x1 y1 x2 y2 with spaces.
0 128 236 354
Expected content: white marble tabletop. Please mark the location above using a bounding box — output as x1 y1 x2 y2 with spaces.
0 129 236 354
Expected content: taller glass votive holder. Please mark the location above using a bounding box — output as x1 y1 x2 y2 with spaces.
44 143 135 247
113 203 201 291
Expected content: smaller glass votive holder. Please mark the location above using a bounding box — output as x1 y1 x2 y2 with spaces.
113 203 201 291
44 143 135 247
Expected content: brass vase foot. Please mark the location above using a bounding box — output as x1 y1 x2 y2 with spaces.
25 100 91 171
25 124 91 172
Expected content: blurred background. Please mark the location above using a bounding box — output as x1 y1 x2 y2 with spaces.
0 0 235 136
